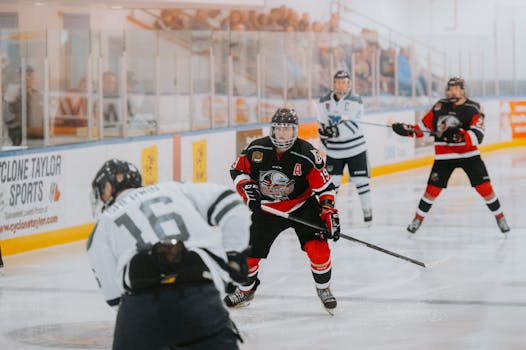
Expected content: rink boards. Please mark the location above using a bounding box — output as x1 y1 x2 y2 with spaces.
0 98 525 255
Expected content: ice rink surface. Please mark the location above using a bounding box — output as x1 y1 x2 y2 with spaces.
1 147 525 349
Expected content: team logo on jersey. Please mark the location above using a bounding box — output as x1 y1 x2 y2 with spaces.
328 115 342 124
252 151 264 163
434 102 442 111
310 149 323 165
325 103 330 111
436 115 461 137
344 102 350 112
259 170 295 200
293 163 302 176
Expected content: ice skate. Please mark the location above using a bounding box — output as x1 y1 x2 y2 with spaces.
363 208 373 226
316 286 337 315
407 217 423 234
496 216 510 234
0 246 4 275
224 279 260 308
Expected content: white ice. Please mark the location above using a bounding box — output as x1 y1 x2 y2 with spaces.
1 147 525 349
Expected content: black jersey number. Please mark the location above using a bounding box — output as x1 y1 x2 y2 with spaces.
114 196 189 249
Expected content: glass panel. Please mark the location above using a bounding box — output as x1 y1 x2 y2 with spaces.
126 29 157 136
48 29 93 145
157 30 192 132
231 29 257 125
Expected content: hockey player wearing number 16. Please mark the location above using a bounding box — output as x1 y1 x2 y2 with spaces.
225 108 340 313
391 76 510 234
317 70 373 224
87 159 250 350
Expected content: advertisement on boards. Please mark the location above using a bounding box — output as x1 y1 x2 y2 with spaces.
500 101 526 139
0 138 173 240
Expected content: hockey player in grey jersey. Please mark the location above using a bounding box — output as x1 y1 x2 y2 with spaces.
87 159 250 350
317 70 373 224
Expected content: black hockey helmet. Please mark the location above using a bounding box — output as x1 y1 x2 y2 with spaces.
445 76 467 100
333 70 351 97
91 159 142 212
446 76 465 90
270 108 299 150
334 70 351 82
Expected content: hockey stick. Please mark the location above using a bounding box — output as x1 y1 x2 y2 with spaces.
261 205 426 268
355 120 435 135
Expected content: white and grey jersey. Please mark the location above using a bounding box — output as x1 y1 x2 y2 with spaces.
317 91 367 159
86 181 250 307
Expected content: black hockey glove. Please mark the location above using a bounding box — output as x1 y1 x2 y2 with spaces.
151 239 187 275
442 127 465 143
318 123 339 138
226 247 250 284
392 123 415 137
240 181 261 212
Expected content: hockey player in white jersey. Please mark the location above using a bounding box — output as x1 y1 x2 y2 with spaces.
317 70 373 224
87 159 250 350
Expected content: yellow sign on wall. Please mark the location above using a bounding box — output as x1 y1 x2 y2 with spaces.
192 139 207 182
141 145 158 186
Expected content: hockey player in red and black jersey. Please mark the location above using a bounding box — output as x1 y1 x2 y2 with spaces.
391 76 510 234
224 108 340 312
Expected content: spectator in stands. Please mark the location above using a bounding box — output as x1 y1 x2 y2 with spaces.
333 47 352 74
163 9 187 30
327 13 340 32
380 47 396 94
298 12 311 32
101 71 120 126
397 46 413 96
247 10 260 31
56 77 88 129
354 47 372 96
312 21 325 33
264 8 283 31
2 65 43 146
189 9 211 30
222 10 243 30
206 9 225 30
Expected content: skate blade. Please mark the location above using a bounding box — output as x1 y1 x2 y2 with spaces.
323 306 336 316
228 301 251 309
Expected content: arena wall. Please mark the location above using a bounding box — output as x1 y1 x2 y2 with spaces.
1 98 525 256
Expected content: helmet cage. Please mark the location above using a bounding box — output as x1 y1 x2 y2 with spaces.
333 70 351 97
270 123 298 150
445 76 466 99
270 108 299 150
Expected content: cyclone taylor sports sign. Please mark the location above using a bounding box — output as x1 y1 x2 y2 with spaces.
0 139 174 240
0 154 62 236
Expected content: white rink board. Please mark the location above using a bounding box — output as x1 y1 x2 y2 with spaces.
0 138 173 239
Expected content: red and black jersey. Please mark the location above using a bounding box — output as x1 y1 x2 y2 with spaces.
231 136 336 213
415 98 485 160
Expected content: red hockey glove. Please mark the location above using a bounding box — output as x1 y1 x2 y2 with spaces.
392 123 416 137
238 180 261 212
320 205 340 242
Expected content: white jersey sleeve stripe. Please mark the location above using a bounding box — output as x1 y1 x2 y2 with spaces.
207 190 243 226
213 200 243 226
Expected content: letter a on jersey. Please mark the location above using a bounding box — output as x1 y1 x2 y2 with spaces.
293 163 302 176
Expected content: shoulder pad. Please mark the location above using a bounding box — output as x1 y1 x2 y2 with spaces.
344 93 363 104
319 92 332 103
465 100 482 113
293 140 325 170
